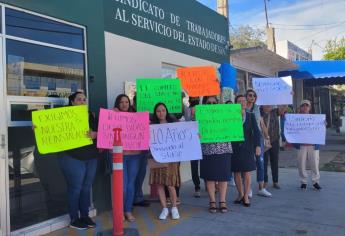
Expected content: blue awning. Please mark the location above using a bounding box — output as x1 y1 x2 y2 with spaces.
278 60 345 86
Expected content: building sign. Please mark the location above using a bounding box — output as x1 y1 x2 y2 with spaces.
104 0 230 63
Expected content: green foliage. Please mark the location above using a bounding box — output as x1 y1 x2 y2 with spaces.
230 25 266 49
323 37 345 60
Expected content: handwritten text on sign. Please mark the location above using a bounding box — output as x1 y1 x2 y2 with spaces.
253 76 293 105
150 122 202 163
177 66 220 97
284 114 326 145
32 105 92 154
97 108 150 150
136 79 182 113
196 104 244 143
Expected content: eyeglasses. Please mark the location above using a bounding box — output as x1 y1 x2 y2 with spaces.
247 93 256 98
206 102 217 104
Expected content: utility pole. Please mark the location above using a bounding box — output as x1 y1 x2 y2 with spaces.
264 0 276 52
264 0 269 28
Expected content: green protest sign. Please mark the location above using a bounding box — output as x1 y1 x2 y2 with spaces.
196 104 244 143
136 79 182 113
32 105 92 154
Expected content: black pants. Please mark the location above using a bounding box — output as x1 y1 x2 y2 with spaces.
191 160 201 191
264 140 280 183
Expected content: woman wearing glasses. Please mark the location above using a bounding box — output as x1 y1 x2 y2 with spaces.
246 89 272 198
200 96 233 213
232 95 261 207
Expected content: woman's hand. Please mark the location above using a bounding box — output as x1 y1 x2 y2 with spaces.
255 146 261 157
87 130 98 139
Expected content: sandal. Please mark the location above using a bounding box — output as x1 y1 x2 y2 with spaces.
219 202 228 213
124 212 135 222
209 202 217 213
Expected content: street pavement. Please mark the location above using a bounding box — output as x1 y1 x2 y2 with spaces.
46 168 345 236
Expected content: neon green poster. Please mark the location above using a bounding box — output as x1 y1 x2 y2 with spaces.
32 105 92 154
196 104 244 143
136 79 182 113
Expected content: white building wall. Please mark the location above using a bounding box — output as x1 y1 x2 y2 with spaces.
104 32 220 194
276 40 289 59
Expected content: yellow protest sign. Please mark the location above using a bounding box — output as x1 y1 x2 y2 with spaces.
32 105 92 154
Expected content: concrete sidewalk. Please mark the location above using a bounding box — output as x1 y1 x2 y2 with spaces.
46 168 345 236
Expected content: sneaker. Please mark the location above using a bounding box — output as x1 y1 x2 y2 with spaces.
171 207 180 220
258 188 272 197
69 219 88 230
313 183 322 190
159 208 169 220
300 183 307 190
248 189 253 199
81 216 96 228
194 190 201 198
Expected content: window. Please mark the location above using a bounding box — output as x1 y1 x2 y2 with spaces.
6 39 85 98
5 8 84 50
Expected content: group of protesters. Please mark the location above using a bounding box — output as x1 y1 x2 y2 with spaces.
57 89 323 230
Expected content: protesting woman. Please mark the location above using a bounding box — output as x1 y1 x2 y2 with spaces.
149 103 181 220
199 96 233 213
113 94 145 222
246 89 272 197
232 95 261 207
58 91 99 230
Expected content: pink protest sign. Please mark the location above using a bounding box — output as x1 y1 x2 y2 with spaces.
97 108 150 150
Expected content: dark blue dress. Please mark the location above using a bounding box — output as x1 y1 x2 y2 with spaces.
231 112 260 172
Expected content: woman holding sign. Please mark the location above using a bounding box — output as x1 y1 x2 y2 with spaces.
58 92 99 230
113 94 146 222
149 102 181 220
200 96 233 213
232 95 261 207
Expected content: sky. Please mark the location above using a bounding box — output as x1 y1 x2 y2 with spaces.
197 0 345 60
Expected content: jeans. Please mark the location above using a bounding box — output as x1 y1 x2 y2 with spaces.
123 154 142 212
256 138 265 183
191 160 200 191
264 140 280 183
58 154 98 221
134 153 148 203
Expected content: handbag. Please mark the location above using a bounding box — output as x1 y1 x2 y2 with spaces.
264 114 272 152
147 154 169 169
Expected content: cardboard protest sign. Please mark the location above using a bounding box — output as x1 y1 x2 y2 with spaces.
177 66 220 97
253 76 293 105
136 78 182 113
150 121 202 163
32 105 92 154
196 104 244 143
284 114 326 145
97 108 150 150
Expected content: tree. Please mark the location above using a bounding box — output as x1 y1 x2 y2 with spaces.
323 37 345 60
230 25 266 49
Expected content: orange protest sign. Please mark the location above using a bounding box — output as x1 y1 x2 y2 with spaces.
177 66 220 97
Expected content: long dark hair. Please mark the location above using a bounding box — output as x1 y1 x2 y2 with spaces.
151 102 175 124
202 96 219 105
114 94 132 112
68 91 84 106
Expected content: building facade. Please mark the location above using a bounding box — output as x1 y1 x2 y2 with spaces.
276 40 312 61
0 1 229 235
